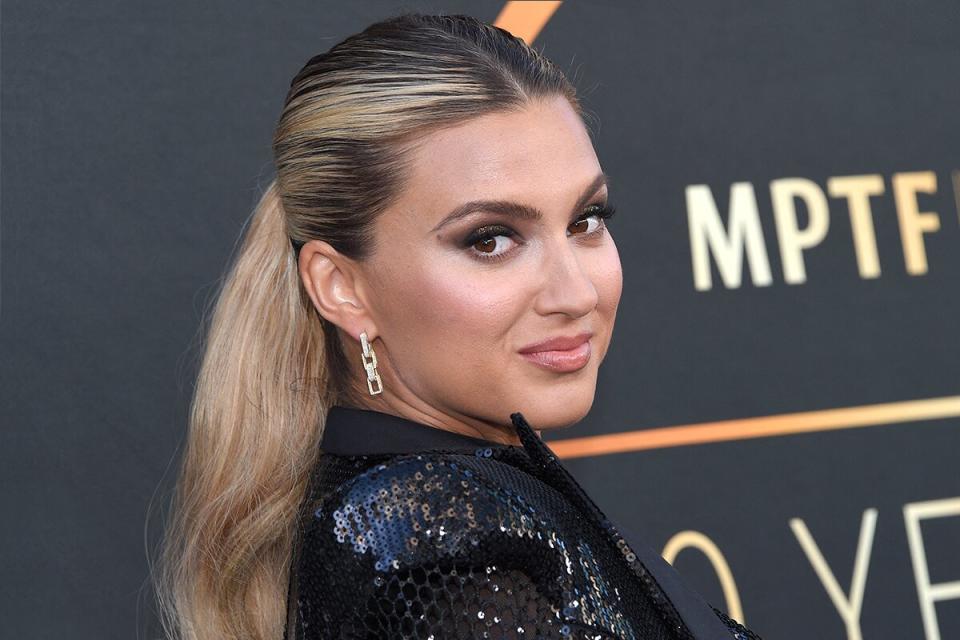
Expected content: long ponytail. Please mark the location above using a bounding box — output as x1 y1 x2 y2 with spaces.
156 181 329 639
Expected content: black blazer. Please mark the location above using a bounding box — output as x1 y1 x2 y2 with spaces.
284 406 762 639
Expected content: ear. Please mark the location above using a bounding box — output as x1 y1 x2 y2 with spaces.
297 239 378 342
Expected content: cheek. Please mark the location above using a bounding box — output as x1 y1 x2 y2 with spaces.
386 260 528 364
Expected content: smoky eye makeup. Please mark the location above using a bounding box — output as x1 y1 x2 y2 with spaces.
461 223 516 249
458 200 617 263
569 201 617 230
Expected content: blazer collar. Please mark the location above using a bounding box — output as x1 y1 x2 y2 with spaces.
320 405 523 455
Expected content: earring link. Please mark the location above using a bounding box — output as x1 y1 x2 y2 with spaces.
359 330 383 395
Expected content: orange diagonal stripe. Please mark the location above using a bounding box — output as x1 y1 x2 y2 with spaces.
493 1 563 44
547 395 960 459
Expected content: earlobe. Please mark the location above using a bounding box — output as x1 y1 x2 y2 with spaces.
298 239 377 339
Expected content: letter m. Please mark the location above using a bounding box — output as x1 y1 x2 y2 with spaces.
686 182 773 291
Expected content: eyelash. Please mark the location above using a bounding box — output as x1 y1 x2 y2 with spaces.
463 203 617 263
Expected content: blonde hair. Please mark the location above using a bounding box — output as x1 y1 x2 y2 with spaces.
154 12 589 639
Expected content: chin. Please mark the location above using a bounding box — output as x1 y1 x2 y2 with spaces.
513 376 597 431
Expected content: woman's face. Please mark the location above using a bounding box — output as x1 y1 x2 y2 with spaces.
350 95 623 437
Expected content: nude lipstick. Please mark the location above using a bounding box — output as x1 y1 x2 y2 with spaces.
518 331 593 373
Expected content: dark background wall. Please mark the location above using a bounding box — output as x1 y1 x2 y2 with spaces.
2 2 958 638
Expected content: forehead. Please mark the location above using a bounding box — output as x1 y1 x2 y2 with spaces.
395 96 602 220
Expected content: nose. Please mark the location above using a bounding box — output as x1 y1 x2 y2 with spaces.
533 237 599 318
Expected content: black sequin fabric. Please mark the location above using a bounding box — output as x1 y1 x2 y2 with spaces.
284 410 763 639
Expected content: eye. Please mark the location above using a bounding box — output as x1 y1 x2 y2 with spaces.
464 224 519 262
568 203 617 236
461 202 616 264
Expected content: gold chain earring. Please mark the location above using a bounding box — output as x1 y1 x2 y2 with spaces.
359 330 383 395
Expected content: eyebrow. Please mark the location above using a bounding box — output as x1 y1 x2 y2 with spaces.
429 171 610 234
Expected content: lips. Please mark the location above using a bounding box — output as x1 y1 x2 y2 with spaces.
518 331 593 354
518 331 593 373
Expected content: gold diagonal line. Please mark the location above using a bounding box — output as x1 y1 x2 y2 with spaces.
493 1 563 44
547 395 960 459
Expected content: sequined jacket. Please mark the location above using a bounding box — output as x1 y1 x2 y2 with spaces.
284 406 763 639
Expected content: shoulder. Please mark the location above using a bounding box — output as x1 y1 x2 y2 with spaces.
316 450 545 532
292 452 612 638
296 453 563 637
298 450 560 574
322 449 543 510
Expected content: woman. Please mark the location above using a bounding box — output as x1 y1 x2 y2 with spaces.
157 12 763 640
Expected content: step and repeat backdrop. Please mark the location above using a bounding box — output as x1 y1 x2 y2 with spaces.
517 3 960 640
2 1 957 639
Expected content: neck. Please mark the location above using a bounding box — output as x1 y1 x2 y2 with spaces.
344 392 527 447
